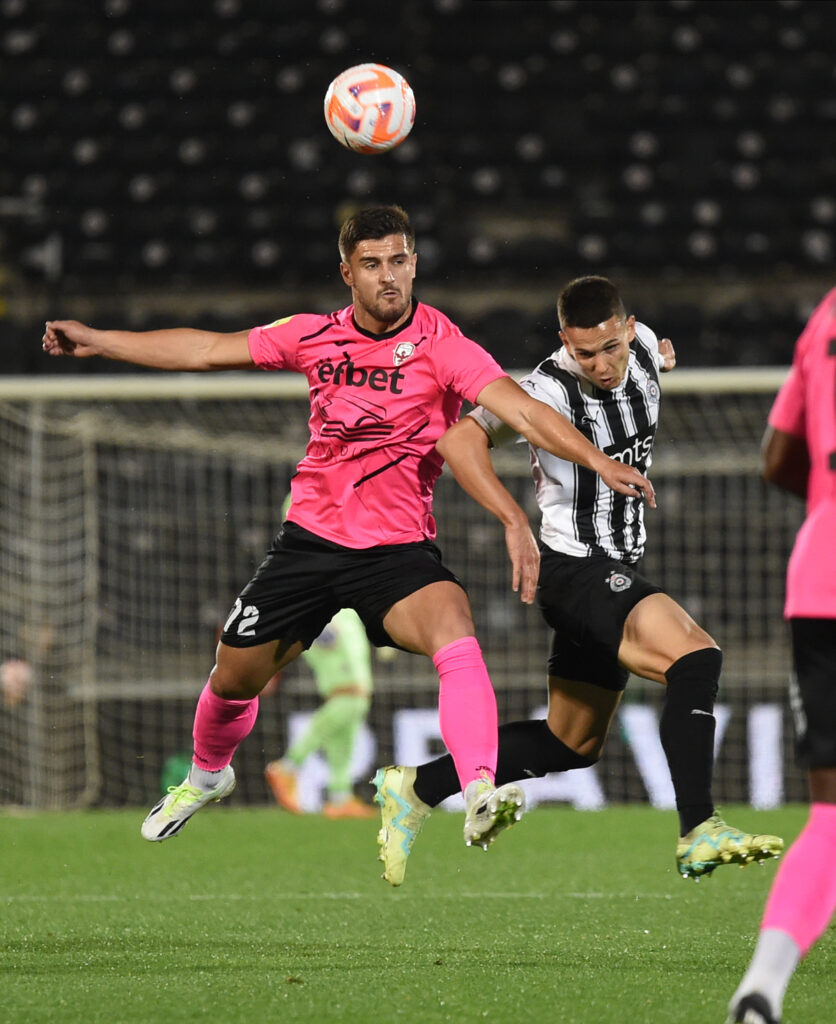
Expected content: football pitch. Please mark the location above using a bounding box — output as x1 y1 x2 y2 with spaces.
1 804 830 1023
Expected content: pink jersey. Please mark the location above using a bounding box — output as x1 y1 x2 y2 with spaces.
768 286 836 617
248 301 506 548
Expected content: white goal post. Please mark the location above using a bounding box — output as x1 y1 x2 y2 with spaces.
0 368 805 810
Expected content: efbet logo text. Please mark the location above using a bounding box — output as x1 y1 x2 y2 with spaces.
316 355 406 393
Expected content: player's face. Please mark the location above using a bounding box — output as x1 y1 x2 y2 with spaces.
559 315 635 390
340 233 417 332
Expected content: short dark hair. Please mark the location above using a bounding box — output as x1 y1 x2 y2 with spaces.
557 276 625 329
338 205 415 261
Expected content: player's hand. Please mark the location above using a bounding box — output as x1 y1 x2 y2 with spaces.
597 458 657 509
657 337 676 372
42 320 98 358
504 518 540 604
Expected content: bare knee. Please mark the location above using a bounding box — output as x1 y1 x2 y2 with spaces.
209 662 261 700
684 632 719 656
544 716 606 761
567 732 605 763
210 639 301 699
621 593 721 681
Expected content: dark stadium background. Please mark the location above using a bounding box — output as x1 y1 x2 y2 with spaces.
2 0 835 374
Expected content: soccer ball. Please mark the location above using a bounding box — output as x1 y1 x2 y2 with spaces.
323 63 416 154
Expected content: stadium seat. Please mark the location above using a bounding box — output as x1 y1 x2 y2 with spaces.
2 1 835 365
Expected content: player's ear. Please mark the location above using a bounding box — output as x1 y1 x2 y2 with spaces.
339 261 352 286
558 329 570 350
625 315 636 340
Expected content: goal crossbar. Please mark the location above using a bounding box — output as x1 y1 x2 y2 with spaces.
0 366 789 401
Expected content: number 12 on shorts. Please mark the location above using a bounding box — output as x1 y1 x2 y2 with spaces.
224 597 260 637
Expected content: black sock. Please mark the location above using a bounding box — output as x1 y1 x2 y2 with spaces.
413 719 595 807
659 647 722 836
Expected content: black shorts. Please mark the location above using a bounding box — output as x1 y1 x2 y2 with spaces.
789 617 836 769
220 522 462 651
537 548 662 691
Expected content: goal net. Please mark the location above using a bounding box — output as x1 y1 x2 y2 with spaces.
0 369 805 811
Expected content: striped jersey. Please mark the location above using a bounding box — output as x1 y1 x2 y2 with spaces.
471 322 663 563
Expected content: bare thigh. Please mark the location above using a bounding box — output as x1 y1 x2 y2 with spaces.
382 580 475 656
618 592 718 683
210 637 305 699
546 676 623 760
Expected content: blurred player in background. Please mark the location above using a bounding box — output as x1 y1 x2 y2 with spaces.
726 288 836 1024
375 276 783 886
265 607 377 819
42 206 655 852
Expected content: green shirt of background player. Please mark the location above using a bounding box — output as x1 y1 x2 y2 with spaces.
264 497 378 819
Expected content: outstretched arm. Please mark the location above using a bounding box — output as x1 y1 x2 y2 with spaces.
476 375 656 508
762 424 809 499
436 417 540 604
42 320 255 371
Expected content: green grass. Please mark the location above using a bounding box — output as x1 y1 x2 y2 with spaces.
0 804 830 1023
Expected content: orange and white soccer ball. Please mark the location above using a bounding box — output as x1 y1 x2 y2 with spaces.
323 63 416 154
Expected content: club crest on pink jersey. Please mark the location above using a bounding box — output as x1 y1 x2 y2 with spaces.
393 341 415 366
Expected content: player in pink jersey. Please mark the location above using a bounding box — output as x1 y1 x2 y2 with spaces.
727 287 836 1024
42 205 654 853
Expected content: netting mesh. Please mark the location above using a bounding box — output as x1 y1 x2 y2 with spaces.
0 401 100 806
0 371 806 809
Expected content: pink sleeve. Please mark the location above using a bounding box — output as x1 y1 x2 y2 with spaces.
247 317 302 371
433 334 507 403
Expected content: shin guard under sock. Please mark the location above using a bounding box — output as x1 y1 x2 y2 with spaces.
434 637 498 790
192 681 259 771
660 647 721 835
761 802 836 955
731 805 836 1021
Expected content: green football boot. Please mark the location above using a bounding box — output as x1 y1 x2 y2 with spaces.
676 814 783 879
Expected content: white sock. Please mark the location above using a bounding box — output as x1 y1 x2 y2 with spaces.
731 928 802 1018
188 764 227 790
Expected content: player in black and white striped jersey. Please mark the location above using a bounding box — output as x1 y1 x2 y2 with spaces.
487 305 662 564
374 276 782 886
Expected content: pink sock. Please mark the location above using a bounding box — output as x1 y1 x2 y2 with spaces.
433 637 498 791
761 802 836 955
192 682 259 771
